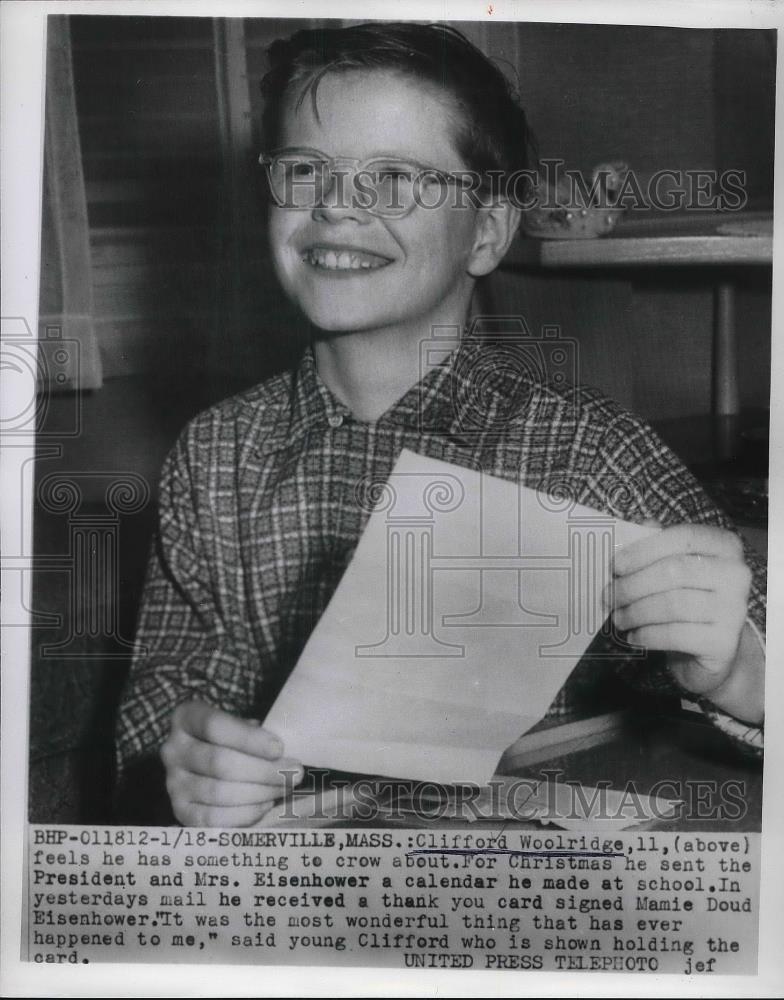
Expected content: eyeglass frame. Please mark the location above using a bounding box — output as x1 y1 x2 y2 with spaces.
258 146 479 218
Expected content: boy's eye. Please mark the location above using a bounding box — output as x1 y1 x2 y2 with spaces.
282 159 323 180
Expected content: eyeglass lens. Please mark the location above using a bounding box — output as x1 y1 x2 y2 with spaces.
266 153 428 216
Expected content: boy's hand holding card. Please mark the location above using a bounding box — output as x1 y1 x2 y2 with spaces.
609 523 764 724
160 700 303 827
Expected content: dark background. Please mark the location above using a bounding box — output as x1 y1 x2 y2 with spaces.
29 16 775 822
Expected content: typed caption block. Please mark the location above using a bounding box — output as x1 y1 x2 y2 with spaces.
24 826 758 974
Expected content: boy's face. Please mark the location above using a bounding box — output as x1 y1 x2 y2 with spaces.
268 70 484 337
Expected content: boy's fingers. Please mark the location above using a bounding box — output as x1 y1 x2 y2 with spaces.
614 524 743 576
181 736 302 784
172 799 278 829
181 772 301 807
624 622 718 659
612 589 717 631
175 701 284 759
606 557 717 608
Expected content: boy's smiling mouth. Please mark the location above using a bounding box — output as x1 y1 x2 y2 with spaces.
303 246 392 271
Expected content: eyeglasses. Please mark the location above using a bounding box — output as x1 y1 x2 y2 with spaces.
259 147 472 218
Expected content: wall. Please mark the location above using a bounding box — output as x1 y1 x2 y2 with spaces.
469 20 774 421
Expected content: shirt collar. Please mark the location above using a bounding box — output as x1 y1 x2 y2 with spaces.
262 334 531 449
292 347 352 434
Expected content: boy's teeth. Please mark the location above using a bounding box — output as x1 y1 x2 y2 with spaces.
306 248 388 270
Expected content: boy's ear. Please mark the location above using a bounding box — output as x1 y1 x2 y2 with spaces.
466 199 521 278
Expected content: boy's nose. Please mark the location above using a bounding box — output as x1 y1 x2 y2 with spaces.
312 165 371 224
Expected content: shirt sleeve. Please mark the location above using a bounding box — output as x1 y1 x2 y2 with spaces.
115 419 257 779
593 405 765 758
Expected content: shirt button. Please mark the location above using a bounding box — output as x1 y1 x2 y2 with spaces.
328 414 344 428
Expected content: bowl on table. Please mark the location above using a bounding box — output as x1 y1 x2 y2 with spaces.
521 161 628 240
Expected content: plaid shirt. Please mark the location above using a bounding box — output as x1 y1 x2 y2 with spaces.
116 335 765 775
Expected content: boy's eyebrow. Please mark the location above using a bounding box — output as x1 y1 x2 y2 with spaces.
362 149 458 166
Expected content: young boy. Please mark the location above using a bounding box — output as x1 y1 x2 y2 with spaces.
116 22 765 827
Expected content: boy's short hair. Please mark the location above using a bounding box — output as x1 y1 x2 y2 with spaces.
261 21 536 186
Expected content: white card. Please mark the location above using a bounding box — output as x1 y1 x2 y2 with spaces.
264 449 655 783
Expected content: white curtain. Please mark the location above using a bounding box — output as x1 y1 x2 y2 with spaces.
38 15 102 391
